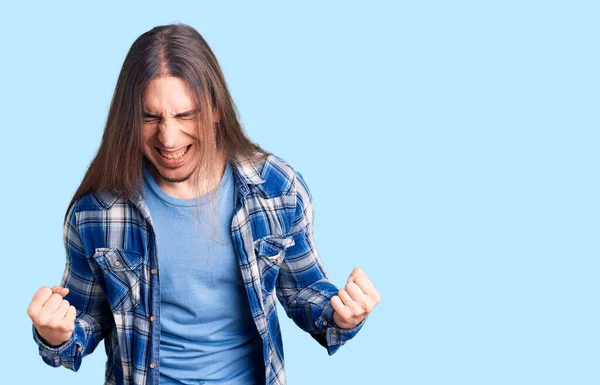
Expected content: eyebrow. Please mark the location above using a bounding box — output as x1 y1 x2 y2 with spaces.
143 108 199 119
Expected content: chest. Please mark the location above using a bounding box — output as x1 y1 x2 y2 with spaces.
79 192 298 315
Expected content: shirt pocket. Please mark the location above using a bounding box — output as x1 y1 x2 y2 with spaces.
253 235 295 297
91 248 143 313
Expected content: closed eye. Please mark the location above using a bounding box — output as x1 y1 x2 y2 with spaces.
143 108 200 121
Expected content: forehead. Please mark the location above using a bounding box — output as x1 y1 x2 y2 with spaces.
143 76 195 112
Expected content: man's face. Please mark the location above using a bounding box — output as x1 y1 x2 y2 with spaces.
142 76 213 183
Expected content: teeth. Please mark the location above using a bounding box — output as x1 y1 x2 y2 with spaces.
159 146 188 159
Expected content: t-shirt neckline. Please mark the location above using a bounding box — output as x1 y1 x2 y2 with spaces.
142 161 232 207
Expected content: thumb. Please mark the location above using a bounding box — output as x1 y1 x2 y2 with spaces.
51 285 69 297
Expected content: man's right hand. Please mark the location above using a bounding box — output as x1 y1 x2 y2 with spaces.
27 286 76 347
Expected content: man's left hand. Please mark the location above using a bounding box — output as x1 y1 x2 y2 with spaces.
331 267 381 329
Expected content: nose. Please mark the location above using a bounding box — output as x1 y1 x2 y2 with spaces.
157 118 180 148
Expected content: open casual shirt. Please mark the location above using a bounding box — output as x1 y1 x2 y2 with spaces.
32 153 366 385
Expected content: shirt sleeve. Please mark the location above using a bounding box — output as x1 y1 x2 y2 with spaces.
32 201 112 371
275 169 367 355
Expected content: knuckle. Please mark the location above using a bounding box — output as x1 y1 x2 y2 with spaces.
37 314 50 326
355 276 367 285
49 317 62 329
40 286 52 295
61 321 74 332
373 289 381 301
29 310 42 322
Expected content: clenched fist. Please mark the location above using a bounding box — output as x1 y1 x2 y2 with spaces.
331 267 381 329
27 286 76 347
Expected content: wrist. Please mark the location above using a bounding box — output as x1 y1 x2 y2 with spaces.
35 326 69 348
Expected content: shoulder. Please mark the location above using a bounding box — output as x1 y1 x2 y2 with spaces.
251 153 307 198
65 191 146 252
68 191 124 215
65 190 138 233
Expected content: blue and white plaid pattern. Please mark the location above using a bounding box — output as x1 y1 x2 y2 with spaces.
32 153 366 385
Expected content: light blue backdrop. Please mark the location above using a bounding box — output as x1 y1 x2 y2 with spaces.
2 1 598 384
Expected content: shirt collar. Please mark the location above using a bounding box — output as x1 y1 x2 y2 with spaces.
231 153 267 186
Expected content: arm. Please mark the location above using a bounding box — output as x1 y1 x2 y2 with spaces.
32 202 112 371
275 170 367 355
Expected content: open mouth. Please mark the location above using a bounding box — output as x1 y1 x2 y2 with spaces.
155 144 192 160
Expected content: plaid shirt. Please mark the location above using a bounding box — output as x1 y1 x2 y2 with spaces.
32 153 366 385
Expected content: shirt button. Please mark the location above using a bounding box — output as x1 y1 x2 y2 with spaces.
114 261 121 267
151 268 157 274
150 363 156 369
322 321 328 326
77 347 83 353
150 315 155 322
332 329 337 334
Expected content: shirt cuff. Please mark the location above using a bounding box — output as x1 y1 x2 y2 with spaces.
312 301 368 355
31 323 80 368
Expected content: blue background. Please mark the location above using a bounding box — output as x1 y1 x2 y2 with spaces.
2 1 598 384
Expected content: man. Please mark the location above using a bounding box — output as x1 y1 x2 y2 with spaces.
26 23 381 385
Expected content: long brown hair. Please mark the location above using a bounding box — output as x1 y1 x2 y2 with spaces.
65 23 269 223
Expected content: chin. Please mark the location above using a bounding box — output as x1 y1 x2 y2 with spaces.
153 162 196 183
144 158 191 184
